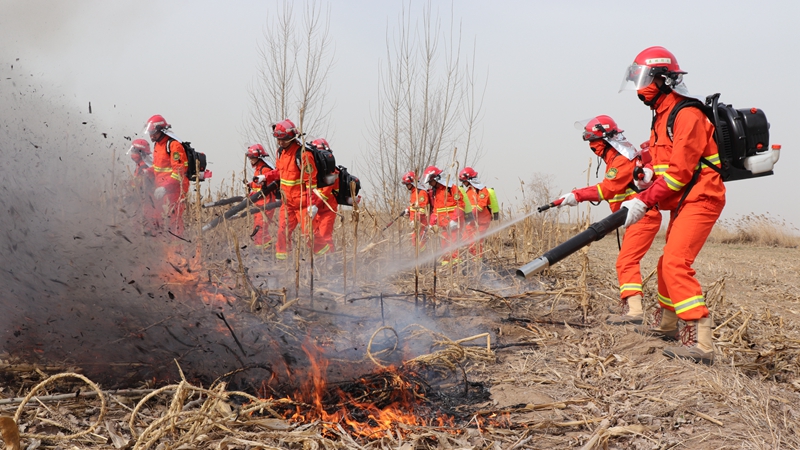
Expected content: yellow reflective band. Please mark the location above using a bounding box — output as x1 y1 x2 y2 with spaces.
674 295 706 314
281 178 302 186
315 244 330 255
153 165 172 173
171 173 182 181
619 283 642 294
597 185 605 201
276 252 288 260
608 189 636 203
653 164 668 175
663 173 685 191
697 153 721 170
436 206 456 213
657 293 674 308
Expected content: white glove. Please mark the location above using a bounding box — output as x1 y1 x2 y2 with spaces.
634 167 654 190
253 175 266 184
448 220 459 231
154 186 166 200
308 205 318 219
558 192 578 207
621 198 648 228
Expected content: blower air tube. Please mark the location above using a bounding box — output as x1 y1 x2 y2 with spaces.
516 208 628 278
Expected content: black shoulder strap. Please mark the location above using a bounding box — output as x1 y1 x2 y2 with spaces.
165 138 172 155
666 98 707 142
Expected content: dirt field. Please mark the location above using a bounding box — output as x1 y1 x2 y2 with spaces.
3 222 800 449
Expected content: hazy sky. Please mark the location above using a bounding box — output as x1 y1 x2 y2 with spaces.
3 0 798 230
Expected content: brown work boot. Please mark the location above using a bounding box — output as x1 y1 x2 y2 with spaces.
635 307 678 341
663 316 714 365
606 294 644 325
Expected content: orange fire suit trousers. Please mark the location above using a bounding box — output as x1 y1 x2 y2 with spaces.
464 220 490 256
616 208 662 300
314 209 336 255
252 208 274 249
275 204 327 260
155 183 186 236
656 198 725 321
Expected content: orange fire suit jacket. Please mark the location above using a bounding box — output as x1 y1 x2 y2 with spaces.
152 136 188 193
464 185 492 225
572 141 637 212
638 93 725 210
263 140 319 209
408 187 430 226
249 160 277 206
429 183 460 227
313 172 339 214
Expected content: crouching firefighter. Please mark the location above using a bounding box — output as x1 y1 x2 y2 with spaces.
556 115 662 326
620 46 725 365
246 143 277 249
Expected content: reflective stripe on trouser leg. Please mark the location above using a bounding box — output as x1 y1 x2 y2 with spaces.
659 199 724 321
616 209 661 299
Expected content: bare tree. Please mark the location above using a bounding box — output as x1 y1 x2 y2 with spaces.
245 0 333 157
365 1 485 210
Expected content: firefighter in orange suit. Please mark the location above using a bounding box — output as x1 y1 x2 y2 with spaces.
401 171 430 251
261 119 322 260
310 138 337 255
422 166 461 265
620 46 725 365
458 167 493 256
557 116 662 325
246 144 277 249
128 139 157 233
143 115 188 236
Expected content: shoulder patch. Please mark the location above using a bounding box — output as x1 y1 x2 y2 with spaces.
605 168 618 180
173 152 181 161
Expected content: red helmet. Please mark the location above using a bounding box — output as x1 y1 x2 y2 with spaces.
576 115 623 141
246 143 267 158
620 46 686 92
422 165 442 184
272 119 297 139
401 171 417 185
311 138 330 151
142 114 169 136
130 138 151 155
458 167 478 182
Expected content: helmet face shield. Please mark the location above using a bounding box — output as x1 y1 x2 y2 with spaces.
620 63 656 92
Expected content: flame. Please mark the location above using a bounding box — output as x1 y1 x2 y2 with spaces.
259 340 457 438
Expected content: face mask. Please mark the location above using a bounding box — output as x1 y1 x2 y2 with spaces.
637 83 661 108
589 140 607 156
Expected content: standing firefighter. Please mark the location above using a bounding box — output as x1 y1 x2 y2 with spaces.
246 144 277 249
422 166 463 265
128 138 157 233
263 119 322 260
620 46 725 365
401 171 430 251
556 115 662 325
143 115 189 236
458 167 498 256
310 138 336 255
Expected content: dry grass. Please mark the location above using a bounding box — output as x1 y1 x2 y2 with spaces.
708 213 799 248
